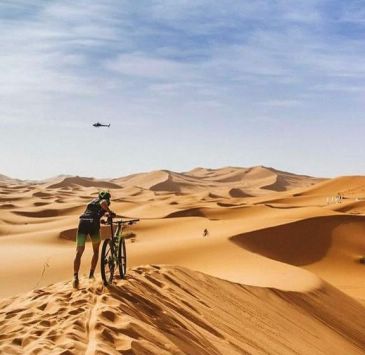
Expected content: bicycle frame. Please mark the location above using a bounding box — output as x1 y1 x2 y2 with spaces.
106 216 139 241
107 216 116 241
100 216 139 285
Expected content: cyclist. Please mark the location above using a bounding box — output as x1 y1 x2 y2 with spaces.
73 191 115 288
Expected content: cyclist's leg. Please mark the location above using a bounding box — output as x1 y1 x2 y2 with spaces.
89 229 101 277
74 219 89 277
74 233 86 275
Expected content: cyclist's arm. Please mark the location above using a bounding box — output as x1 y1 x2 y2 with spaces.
100 199 114 215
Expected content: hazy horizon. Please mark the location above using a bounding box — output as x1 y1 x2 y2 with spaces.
0 164 330 182
1 1 365 180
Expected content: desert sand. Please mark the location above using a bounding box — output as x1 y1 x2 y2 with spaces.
0 166 365 354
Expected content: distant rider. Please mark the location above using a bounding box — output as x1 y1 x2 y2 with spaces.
73 191 115 288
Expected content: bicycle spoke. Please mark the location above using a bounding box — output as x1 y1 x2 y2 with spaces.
101 239 116 285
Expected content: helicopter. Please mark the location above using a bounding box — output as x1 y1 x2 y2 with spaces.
93 122 111 128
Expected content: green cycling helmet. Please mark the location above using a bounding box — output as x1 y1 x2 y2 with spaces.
99 191 111 201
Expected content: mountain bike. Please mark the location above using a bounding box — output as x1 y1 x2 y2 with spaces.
100 215 139 286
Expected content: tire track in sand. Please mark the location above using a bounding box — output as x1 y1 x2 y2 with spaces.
85 285 103 355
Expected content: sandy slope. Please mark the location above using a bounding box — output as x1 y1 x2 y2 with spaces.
1 167 365 353
112 166 323 196
231 214 365 298
1 266 364 355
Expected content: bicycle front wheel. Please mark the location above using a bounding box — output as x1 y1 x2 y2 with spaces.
101 239 115 286
118 237 127 279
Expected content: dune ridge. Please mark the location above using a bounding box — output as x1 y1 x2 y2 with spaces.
47 176 122 190
112 166 323 196
0 265 364 355
294 175 365 198
0 174 23 185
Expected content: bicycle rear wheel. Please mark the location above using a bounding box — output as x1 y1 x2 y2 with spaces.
101 239 115 286
118 237 127 279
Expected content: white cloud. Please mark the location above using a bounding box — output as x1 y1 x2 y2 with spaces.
0 1 364 133
105 53 195 80
1 0 362 107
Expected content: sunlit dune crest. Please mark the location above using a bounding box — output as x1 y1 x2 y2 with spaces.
47 176 122 190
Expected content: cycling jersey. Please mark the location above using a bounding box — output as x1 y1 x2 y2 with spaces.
76 198 108 246
79 198 107 223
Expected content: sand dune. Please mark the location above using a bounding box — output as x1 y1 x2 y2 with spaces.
0 266 364 355
113 170 170 190
228 188 252 198
32 191 53 198
13 205 82 218
231 214 363 266
113 166 322 196
232 214 365 299
1 166 365 354
0 173 23 185
47 176 122 189
334 199 365 214
294 175 365 198
165 207 206 218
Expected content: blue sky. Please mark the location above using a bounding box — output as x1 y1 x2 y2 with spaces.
1 0 365 179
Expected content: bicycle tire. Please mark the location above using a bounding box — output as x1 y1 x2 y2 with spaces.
118 237 127 279
101 239 115 286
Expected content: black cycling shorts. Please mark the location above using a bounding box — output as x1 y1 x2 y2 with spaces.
76 218 100 246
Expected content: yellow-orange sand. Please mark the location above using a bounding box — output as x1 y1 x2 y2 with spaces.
0 167 365 354
1 266 365 354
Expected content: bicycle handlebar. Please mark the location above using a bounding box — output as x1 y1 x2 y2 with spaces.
114 218 140 225
101 216 140 225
